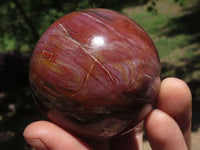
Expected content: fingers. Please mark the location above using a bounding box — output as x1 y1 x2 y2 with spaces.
157 77 192 148
24 77 192 150
23 121 90 150
145 109 188 150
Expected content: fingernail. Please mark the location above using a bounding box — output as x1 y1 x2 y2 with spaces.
25 138 49 150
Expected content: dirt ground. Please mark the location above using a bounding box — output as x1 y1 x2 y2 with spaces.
143 128 200 150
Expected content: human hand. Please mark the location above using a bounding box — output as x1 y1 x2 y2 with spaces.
23 77 191 150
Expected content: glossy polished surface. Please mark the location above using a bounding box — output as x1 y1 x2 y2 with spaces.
30 8 161 140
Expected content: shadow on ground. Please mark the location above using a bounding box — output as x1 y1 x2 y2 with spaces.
161 54 200 131
160 1 200 131
161 1 200 44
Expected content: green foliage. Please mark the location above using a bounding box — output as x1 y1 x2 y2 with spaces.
0 0 150 53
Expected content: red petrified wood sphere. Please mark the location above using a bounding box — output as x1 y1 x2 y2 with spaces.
29 8 161 140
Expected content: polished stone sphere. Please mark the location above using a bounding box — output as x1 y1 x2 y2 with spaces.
29 8 160 140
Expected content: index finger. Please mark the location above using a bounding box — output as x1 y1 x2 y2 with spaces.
157 77 192 148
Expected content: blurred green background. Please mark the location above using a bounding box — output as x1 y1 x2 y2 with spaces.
0 0 199 149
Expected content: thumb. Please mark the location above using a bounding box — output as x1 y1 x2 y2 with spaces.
23 121 90 150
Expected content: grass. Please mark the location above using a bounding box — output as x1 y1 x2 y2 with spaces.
123 0 200 62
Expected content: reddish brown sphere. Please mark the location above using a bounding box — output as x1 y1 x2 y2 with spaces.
29 8 160 140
